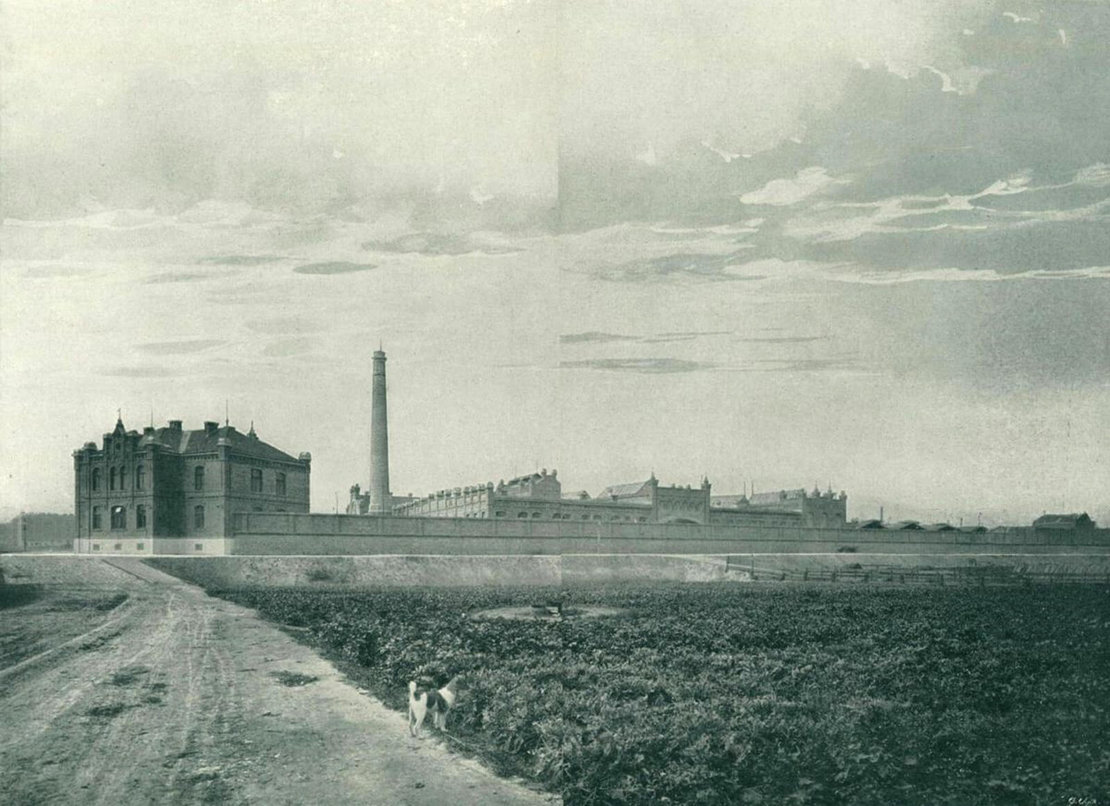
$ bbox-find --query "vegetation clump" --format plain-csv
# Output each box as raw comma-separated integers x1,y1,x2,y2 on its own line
162,574,1110,805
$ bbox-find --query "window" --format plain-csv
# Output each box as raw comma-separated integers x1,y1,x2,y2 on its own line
136,543,144,551
531,512,541,519
110,467,117,490
92,543,100,551
194,466,205,491
495,511,505,518
136,505,146,529
276,472,286,497
194,505,205,529
194,543,203,551
518,512,528,519
110,506,126,530
92,506,103,530
136,465,145,491
251,468,263,493
114,543,122,550
92,468,101,491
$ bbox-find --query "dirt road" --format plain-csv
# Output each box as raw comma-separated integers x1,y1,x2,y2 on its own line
0,557,556,805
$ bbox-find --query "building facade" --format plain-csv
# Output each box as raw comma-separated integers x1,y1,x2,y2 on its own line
393,470,733,525
74,418,311,553
710,487,848,528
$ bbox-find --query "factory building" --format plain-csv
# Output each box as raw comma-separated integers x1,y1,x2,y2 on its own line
73,416,311,552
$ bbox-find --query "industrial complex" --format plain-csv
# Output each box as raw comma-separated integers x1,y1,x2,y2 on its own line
56,349,1103,556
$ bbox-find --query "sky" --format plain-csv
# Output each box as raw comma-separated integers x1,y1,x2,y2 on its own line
2,0,1107,526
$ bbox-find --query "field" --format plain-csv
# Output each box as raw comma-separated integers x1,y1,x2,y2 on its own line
147,566,1110,805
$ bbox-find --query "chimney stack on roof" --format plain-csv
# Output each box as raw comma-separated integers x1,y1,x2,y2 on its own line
204,421,219,434
168,420,182,431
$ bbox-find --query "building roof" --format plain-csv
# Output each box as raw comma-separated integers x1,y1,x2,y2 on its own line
749,489,806,506
598,480,652,500
140,423,304,464
923,522,956,532
1033,512,1095,529
889,520,923,530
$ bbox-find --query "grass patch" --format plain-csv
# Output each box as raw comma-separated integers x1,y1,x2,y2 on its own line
85,702,131,720
0,583,44,610
271,670,318,687
110,665,149,686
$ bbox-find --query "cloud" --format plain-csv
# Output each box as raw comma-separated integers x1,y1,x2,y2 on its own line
362,232,521,256
200,255,283,266
737,336,827,344
145,272,211,284
22,266,90,278
245,317,321,336
262,338,317,357
559,332,637,345
136,339,225,354
597,252,751,282
740,167,848,206
559,358,714,374
292,262,376,275
104,366,178,378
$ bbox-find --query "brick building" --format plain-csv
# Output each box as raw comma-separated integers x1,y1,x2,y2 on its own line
74,417,310,554
391,471,719,525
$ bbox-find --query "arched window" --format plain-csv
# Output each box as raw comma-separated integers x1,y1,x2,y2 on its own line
250,468,263,493
119,466,127,490
194,466,205,491
517,512,528,519
110,506,126,530
110,467,117,490
531,512,541,519
194,505,205,529
92,468,101,491
136,465,145,491
136,505,146,529
92,506,103,530
276,472,286,497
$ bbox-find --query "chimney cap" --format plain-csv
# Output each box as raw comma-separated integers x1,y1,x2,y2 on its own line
168,419,183,430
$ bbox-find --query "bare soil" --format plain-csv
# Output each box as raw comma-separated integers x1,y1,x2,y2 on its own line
0,557,557,805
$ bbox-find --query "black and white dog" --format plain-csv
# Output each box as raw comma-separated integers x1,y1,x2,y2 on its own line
408,677,458,737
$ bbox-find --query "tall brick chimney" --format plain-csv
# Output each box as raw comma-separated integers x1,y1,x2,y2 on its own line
369,347,391,514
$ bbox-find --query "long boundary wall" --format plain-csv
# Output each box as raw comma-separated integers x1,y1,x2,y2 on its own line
226,512,1110,556
145,552,1110,589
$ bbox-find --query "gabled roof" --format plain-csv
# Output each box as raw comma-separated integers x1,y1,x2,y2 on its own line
855,519,885,529
141,424,303,464
889,520,923,530
923,522,956,532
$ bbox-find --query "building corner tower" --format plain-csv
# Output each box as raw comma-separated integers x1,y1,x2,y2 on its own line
369,347,391,514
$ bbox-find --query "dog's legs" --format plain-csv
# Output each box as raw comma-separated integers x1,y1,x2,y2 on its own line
410,704,425,737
